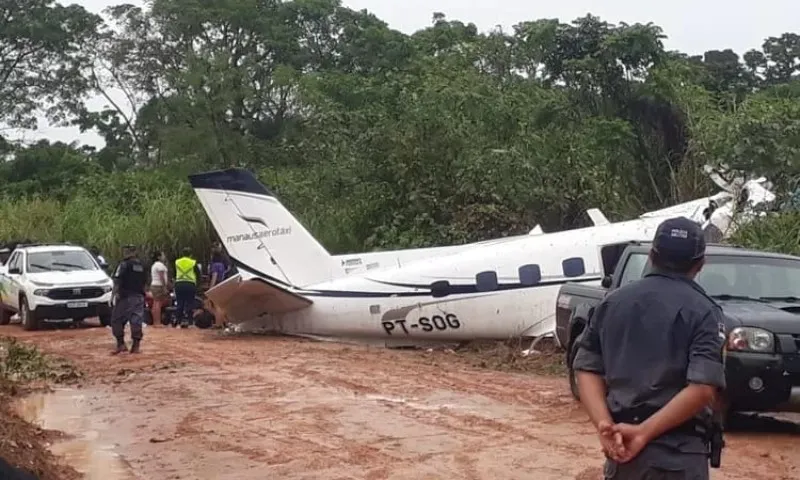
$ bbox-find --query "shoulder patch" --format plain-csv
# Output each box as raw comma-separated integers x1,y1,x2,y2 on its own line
131,264,144,272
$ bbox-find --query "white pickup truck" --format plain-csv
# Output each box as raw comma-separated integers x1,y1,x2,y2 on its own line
0,244,113,330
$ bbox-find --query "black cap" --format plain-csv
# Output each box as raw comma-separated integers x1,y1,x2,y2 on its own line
652,217,706,264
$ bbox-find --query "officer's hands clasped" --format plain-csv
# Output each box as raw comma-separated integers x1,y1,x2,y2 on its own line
597,422,651,464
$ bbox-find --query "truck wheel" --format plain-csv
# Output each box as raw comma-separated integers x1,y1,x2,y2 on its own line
20,298,39,331
0,308,10,325
568,341,581,401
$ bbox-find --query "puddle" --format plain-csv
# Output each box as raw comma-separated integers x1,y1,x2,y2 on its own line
13,389,136,480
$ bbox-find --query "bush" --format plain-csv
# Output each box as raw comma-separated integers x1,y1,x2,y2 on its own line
730,211,800,256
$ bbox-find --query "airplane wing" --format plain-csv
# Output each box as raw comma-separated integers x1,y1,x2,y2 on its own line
204,273,312,323
638,197,715,220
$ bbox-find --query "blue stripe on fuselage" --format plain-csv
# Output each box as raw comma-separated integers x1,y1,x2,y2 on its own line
231,257,602,298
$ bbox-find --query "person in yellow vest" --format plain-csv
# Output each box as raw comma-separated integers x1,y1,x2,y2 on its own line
173,247,202,328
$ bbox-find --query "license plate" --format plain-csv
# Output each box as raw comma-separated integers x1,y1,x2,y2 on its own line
66,302,88,309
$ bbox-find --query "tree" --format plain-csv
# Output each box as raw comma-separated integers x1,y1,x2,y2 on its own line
0,0,102,129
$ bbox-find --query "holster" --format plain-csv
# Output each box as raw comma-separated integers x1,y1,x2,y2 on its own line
611,406,724,468
707,420,724,469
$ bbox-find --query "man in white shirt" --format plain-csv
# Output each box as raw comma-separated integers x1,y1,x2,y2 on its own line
149,251,170,326
90,246,108,271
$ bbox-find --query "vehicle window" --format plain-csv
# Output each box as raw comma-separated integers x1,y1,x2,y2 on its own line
26,250,98,273
619,253,650,286
600,243,633,275
8,253,21,272
696,255,800,299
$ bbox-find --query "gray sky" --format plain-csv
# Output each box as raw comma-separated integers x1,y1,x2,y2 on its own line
8,0,799,148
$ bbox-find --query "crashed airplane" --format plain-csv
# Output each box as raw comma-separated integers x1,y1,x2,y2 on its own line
188,167,775,347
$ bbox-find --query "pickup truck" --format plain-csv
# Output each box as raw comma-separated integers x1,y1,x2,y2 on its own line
556,241,800,416
0,243,113,330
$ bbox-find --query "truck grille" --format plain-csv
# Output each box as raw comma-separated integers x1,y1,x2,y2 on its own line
47,287,105,300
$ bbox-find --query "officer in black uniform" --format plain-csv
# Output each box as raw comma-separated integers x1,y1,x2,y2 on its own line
573,217,727,479
111,244,148,354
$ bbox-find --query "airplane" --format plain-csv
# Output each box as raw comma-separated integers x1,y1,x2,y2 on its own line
188,167,775,347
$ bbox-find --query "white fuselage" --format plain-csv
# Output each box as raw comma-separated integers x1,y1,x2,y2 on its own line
233,216,667,343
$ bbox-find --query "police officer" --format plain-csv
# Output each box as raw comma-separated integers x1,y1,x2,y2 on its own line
174,247,201,328
573,217,727,479
111,244,147,354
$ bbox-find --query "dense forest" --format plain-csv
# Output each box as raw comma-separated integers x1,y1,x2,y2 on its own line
1,0,799,262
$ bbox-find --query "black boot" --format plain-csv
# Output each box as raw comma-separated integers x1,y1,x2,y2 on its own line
129,339,141,354
111,340,126,355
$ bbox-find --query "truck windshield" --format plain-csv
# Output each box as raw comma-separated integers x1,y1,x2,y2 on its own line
622,253,800,300
27,250,99,273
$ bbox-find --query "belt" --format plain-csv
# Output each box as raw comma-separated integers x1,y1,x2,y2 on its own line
611,406,708,438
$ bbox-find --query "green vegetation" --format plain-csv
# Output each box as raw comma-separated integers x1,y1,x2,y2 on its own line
0,337,81,385
1,1,799,262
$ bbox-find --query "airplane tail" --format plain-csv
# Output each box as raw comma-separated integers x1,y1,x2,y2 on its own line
189,168,343,288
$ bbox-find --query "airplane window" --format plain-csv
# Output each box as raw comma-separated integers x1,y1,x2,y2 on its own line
476,271,498,291
518,264,542,285
562,257,586,277
430,280,451,298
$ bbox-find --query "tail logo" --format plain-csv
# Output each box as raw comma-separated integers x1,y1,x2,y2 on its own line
227,212,292,244
237,212,269,229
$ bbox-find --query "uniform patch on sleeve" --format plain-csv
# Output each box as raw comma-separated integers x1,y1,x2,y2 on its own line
718,321,727,341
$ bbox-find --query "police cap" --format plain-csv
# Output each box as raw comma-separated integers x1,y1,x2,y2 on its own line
651,217,706,264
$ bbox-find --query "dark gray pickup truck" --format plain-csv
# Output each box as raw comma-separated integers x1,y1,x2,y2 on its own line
555,241,800,415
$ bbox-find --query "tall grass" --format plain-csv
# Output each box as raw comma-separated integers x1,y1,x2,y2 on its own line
0,190,215,264
731,211,800,256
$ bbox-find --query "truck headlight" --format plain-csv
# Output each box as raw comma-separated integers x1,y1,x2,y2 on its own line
33,289,50,297
102,285,113,293
728,327,774,353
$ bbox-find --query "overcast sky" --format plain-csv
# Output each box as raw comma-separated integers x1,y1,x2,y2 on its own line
8,0,799,148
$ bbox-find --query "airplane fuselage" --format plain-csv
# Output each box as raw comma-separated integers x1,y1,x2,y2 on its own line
233,216,669,343
192,166,774,346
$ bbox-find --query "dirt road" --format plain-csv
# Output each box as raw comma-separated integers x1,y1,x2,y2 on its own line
2,324,799,480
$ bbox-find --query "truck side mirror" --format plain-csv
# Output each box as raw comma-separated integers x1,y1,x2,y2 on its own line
7,267,21,275
601,275,613,288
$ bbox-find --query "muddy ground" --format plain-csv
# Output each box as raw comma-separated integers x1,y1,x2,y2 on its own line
0,323,798,480
0,336,82,480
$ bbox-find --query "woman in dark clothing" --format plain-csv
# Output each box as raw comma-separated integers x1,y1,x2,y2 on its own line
209,252,227,288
